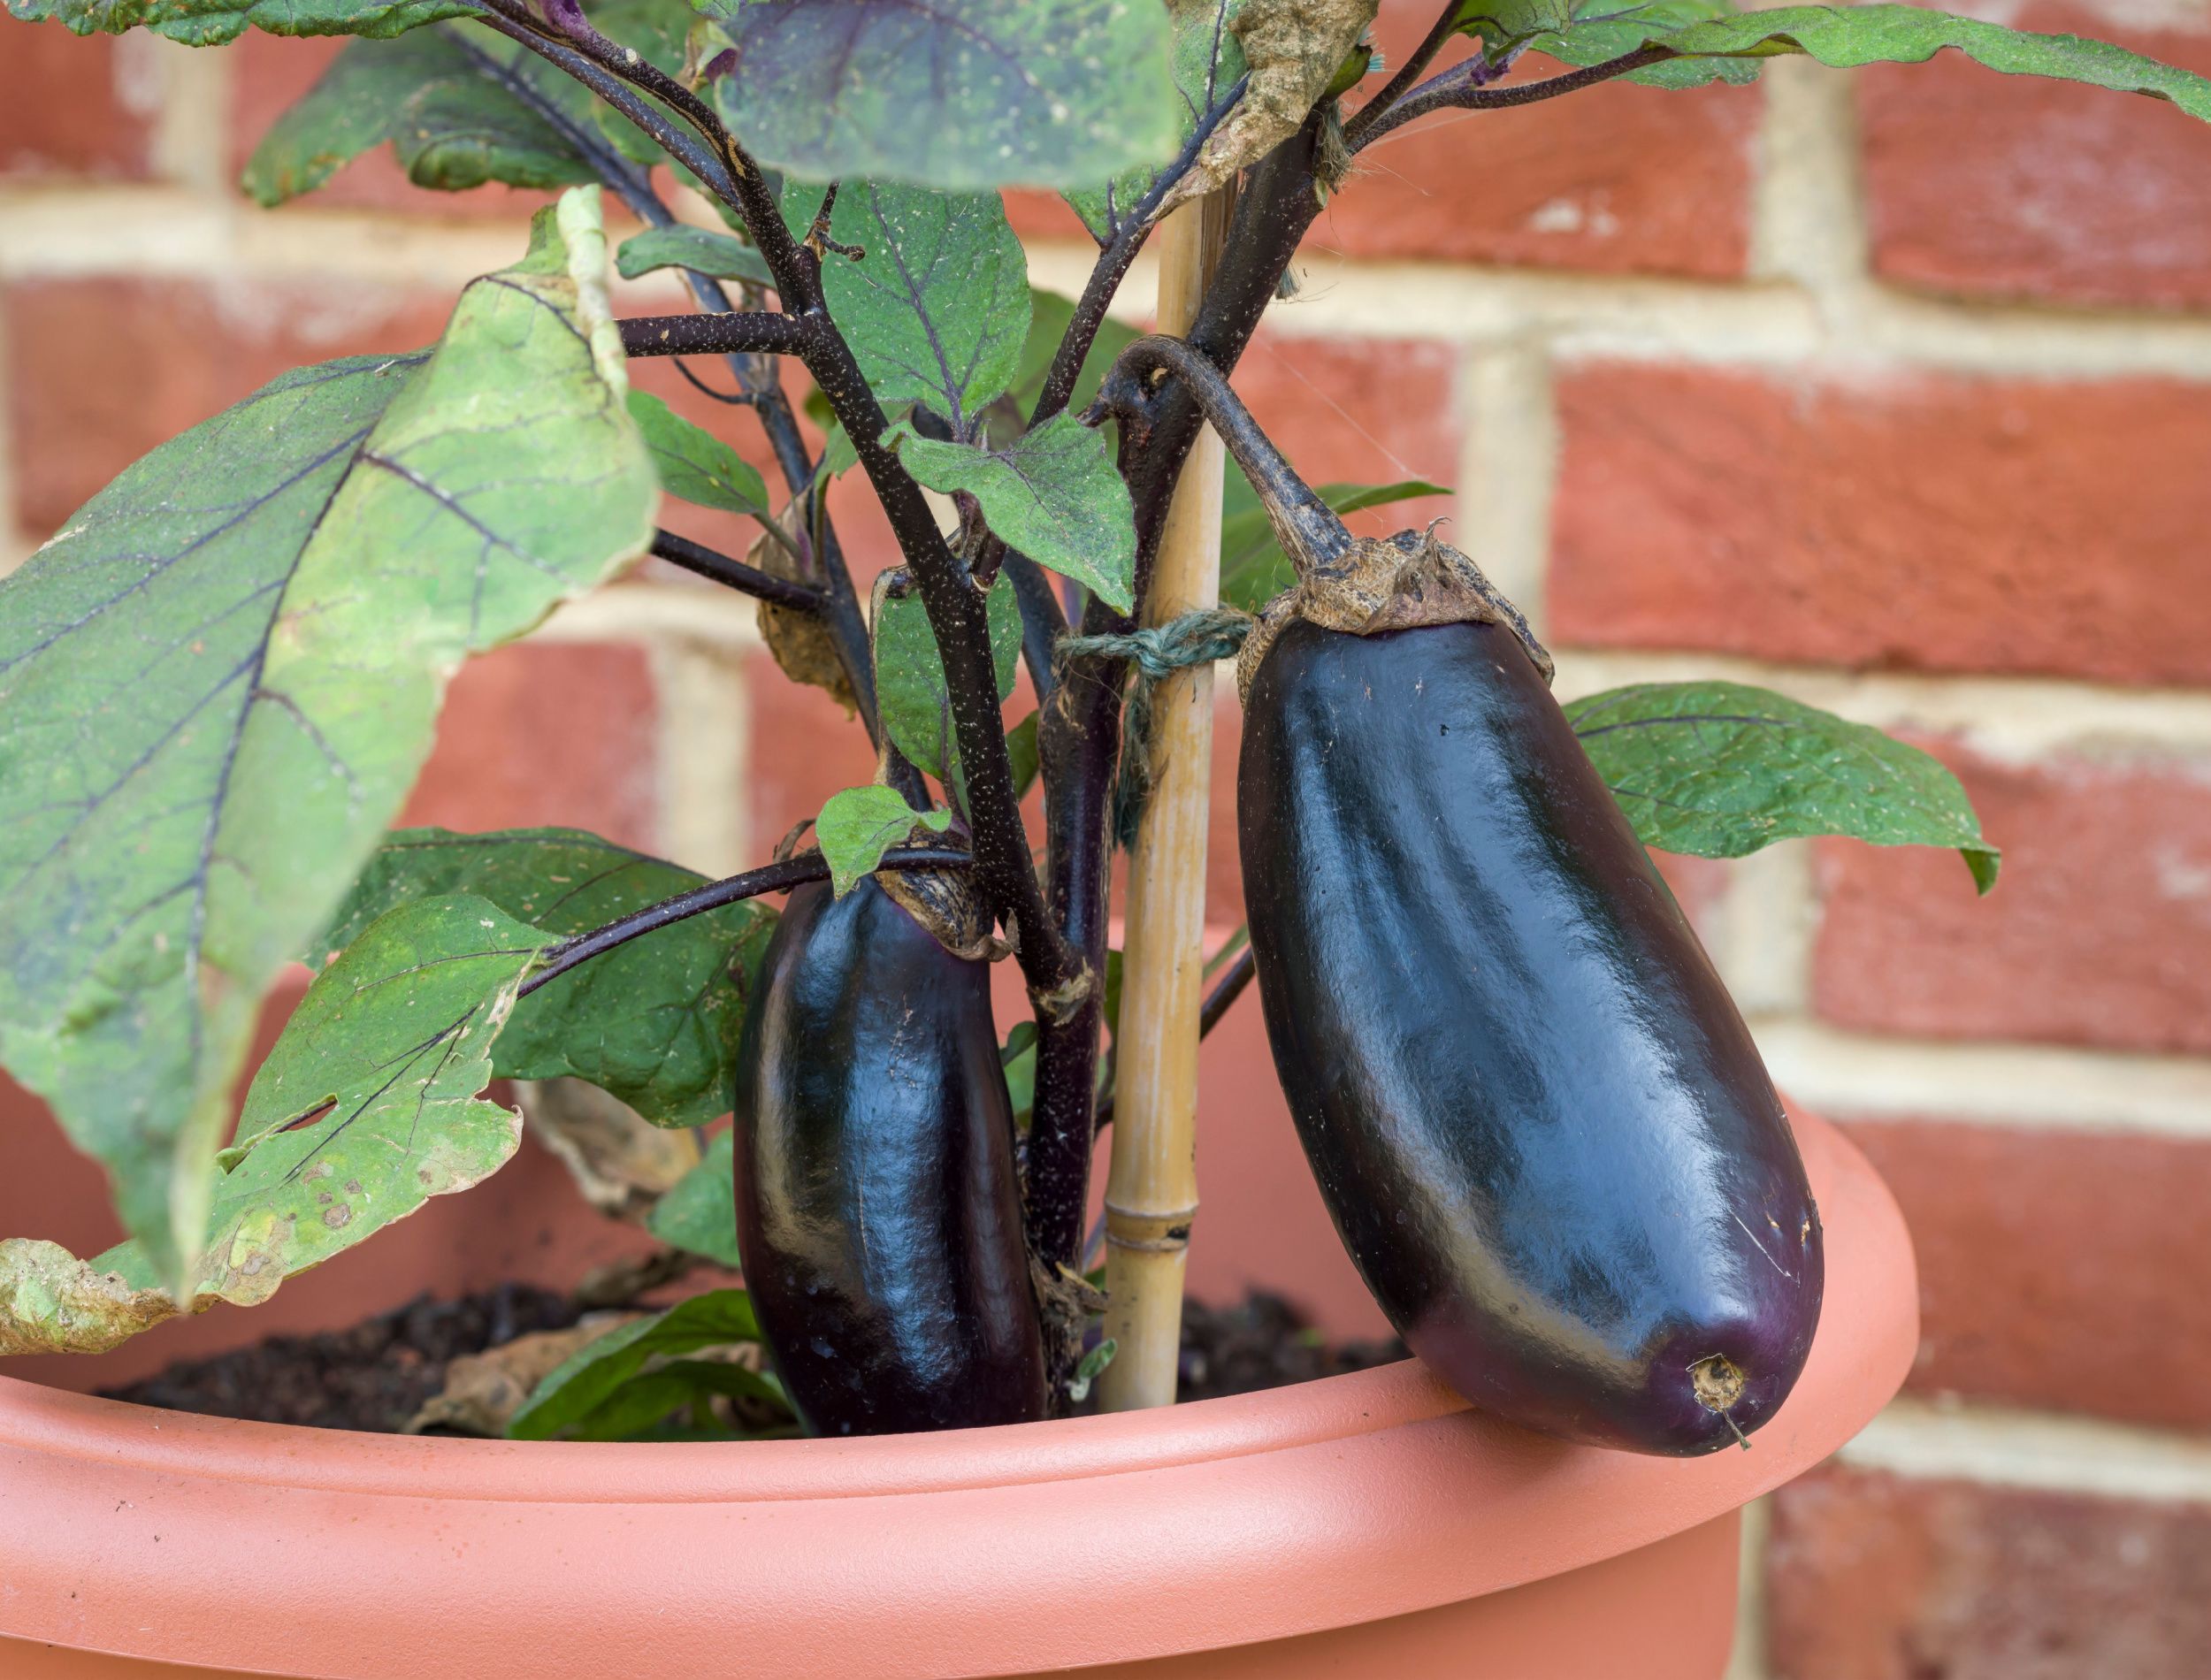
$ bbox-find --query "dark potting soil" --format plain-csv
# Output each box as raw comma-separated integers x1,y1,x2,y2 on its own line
97,1284,1405,1434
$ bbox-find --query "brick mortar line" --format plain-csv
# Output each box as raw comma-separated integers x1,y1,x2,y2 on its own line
532,580,764,649
1840,1396,2211,1502
1752,1017,2211,1138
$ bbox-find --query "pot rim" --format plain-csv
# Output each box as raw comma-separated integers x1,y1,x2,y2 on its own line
0,1110,1916,1680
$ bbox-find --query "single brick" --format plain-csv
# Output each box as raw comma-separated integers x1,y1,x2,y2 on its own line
1765,1464,2211,1680
1321,3,1758,279
1859,4,2211,313
1840,1118,2211,1432
405,639,662,854
1813,743,2211,1057
0,29,151,180
4,276,456,533
1550,363,2211,688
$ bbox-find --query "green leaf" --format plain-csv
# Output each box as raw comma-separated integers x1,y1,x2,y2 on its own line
882,414,1136,614
702,0,1180,193
1526,3,2211,108
1219,470,1450,612
5,0,471,45
1000,1019,1039,1127
553,1356,792,1441
873,577,1025,791
626,390,772,518
1564,682,2001,893
317,827,777,1127
1,896,545,1357
778,178,1030,428
1204,923,1249,979
815,786,953,897
988,287,1144,446
507,1287,773,1439
1005,710,1042,800
1067,1336,1117,1403
646,1131,741,1267
0,187,654,1286
241,28,593,208
615,225,774,287
1067,0,1251,240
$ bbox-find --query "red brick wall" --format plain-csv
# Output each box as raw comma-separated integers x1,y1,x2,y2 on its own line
5,8,2211,1676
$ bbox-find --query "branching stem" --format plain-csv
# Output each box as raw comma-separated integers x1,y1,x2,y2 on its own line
1351,46,1678,151
651,531,822,612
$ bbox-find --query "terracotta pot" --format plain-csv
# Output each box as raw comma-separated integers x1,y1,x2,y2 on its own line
0,1109,1913,1680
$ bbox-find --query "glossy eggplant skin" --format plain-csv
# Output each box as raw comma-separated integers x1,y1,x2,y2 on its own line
732,878,1047,1436
1240,617,1823,1455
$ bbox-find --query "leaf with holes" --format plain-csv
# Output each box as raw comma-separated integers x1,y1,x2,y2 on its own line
1,895,543,1357
4,0,471,43
873,578,1025,794
778,178,1029,429
1219,470,1450,612
815,787,954,897
317,827,777,1128
1564,682,2001,892
627,391,772,518
615,225,774,287
700,0,1180,192
0,187,654,1287
647,1130,741,1267
882,414,1136,613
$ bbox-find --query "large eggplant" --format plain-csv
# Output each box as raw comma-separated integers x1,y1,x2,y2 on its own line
1236,539,1824,1454
732,871,1047,1436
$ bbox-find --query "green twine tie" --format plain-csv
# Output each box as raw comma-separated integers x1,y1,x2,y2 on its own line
1055,607,1254,848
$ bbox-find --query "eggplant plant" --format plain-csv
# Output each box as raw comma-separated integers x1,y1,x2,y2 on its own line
0,0,2184,1448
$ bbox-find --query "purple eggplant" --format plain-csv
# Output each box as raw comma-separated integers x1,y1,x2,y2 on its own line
732,875,1046,1436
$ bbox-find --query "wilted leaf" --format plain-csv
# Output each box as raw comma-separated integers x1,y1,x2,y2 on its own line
882,413,1136,612
702,0,1180,192
815,787,953,897
318,826,777,1128
516,1077,703,1222
779,178,1030,429
0,188,654,1286
1068,0,1253,239
1564,681,2001,891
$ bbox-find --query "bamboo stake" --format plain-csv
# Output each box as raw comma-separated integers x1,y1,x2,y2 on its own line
1098,190,1236,1412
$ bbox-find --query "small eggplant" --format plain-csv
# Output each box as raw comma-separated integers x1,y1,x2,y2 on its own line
732,869,1047,1436
1091,332,1827,1457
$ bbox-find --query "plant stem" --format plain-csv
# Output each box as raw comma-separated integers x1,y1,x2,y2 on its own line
650,531,822,612
619,313,817,359
1341,3,1465,147
1350,46,1678,151
523,846,969,996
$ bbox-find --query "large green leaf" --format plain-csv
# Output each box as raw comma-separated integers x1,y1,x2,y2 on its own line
881,413,1136,613
646,1130,742,1267
780,179,1030,430
615,225,775,287
1067,0,1251,240
1486,1,2211,107
815,786,953,897
241,27,593,208
627,391,772,519
873,577,1024,795
1564,681,2001,892
508,1286,779,1439
702,0,1180,193
317,827,777,1127
0,895,544,1356
0,188,654,1287
6,0,471,45
1218,470,1450,612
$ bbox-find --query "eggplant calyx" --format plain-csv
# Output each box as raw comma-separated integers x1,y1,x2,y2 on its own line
1234,524,1553,701
876,831,998,961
